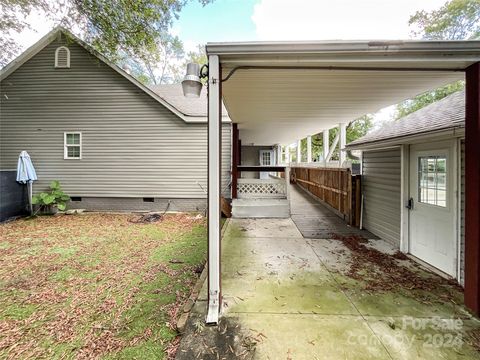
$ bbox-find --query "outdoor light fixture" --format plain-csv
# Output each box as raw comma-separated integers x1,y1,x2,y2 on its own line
181,63,208,98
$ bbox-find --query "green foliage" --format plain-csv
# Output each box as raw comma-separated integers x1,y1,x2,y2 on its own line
177,44,208,83
32,180,70,211
409,0,480,40
0,0,51,65
120,32,185,85
184,44,207,66
397,0,478,119
395,81,464,119
1,0,212,68
302,115,373,161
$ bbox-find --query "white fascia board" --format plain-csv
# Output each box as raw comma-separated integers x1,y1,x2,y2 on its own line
346,127,465,151
207,39,480,57
206,40,480,70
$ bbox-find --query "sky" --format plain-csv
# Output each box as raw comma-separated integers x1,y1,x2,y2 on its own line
16,0,449,52
12,0,450,126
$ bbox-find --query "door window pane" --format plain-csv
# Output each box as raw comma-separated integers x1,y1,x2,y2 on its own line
418,156,447,207
261,152,271,165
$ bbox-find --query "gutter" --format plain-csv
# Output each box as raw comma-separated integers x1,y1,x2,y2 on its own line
346,125,465,151
207,39,480,58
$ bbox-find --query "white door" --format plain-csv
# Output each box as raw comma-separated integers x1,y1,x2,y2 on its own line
259,150,274,179
409,141,456,276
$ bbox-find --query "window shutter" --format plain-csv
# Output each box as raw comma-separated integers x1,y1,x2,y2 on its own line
55,47,70,68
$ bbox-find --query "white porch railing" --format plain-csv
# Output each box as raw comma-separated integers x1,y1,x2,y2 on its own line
237,178,287,199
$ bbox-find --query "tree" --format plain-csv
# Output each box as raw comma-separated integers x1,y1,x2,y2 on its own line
1,0,53,65
300,115,373,161
123,34,185,85
174,44,208,83
1,0,211,68
396,0,480,119
409,0,480,40
184,44,207,66
395,81,465,118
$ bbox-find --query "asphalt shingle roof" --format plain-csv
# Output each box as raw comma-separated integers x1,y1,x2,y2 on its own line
150,84,228,117
348,89,465,147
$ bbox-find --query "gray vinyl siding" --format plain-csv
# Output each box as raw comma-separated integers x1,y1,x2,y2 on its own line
362,148,401,246
0,34,231,200
460,139,465,286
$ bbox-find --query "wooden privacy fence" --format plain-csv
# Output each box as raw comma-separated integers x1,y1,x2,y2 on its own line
291,167,362,227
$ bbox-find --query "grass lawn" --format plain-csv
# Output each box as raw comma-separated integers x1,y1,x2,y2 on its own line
0,213,207,359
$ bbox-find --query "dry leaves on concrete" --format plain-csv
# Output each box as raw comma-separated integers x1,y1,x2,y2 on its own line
332,234,463,303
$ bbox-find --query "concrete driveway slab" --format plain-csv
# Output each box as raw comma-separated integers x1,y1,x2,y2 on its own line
177,205,480,359
224,218,303,238
236,313,392,360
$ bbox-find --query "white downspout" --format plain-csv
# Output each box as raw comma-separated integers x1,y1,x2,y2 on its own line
206,54,221,325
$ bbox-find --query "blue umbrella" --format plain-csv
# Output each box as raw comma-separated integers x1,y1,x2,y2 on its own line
16,151,37,215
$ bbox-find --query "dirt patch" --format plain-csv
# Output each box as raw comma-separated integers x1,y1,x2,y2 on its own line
175,313,259,360
331,234,463,304
130,212,165,224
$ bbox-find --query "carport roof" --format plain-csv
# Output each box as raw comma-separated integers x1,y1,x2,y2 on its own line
206,40,480,145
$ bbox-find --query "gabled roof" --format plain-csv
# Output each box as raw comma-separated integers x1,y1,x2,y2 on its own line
0,27,216,123
347,89,465,148
150,84,229,118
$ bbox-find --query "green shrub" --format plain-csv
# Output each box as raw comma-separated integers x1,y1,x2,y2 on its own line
32,180,70,211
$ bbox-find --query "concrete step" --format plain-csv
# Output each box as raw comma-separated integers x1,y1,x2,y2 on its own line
232,198,290,218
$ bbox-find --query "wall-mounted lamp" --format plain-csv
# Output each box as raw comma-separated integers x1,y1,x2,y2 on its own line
181,63,209,98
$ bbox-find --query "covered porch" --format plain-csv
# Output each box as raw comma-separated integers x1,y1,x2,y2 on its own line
202,40,480,324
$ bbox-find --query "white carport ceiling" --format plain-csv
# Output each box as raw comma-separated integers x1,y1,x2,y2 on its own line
222,68,462,144
207,40,480,145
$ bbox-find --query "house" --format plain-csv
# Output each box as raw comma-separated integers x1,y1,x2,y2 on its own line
0,28,231,216
346,90,466,284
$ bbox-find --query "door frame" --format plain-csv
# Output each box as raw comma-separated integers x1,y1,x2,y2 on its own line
399,139,460,280
259,149,275,179
259,149,275,166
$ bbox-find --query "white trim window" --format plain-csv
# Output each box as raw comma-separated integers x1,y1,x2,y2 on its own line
55,46,70,68
64,132,82,159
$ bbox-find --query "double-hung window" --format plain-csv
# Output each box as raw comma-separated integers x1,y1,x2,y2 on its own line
64,132,82,159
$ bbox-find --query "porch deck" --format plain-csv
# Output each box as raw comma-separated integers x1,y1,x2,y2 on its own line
290,183,375,239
